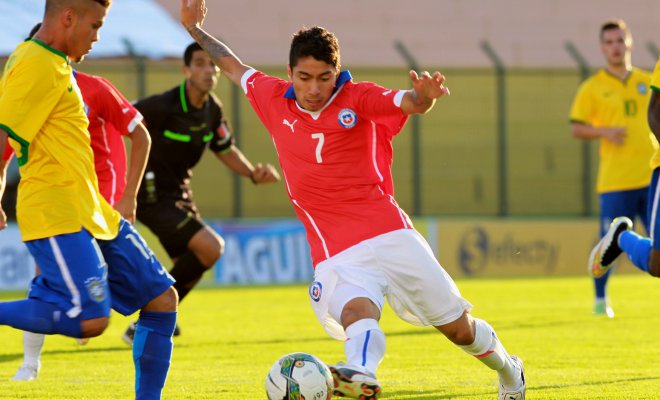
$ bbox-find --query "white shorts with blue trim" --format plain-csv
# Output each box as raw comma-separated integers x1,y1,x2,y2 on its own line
309,229,472,340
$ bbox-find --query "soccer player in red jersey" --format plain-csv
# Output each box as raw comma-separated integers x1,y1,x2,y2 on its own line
180,1,526,399
78,71,151,220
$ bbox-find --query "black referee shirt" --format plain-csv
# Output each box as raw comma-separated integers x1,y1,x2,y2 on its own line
135,81,234,202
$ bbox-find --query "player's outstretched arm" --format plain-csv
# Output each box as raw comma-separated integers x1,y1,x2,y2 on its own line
181,0,250,86
115,121,151,224
649,91,660,142
215,146,281,185
400,70,450,115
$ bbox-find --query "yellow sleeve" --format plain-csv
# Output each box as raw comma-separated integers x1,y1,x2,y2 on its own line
0,55,63,145
651,58,660,92
569,80,593,125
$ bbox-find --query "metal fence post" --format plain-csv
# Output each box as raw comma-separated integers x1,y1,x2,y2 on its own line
394,41,422,216
231,81,243,218
647,42,659,60
565,41,593,217
121,38,147,99
480,41,508,216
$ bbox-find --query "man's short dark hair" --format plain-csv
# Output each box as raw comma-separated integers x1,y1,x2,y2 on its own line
289,26,340,69
45,0,111,16
27,23,42,40
184,42,203,66
600,19,630,42
26,22,41,40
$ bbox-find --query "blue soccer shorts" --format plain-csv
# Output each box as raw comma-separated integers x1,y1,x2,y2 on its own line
25,229,111,320
97,219,175,316
25,219,175,320
599,186,649,237
647,169,660,251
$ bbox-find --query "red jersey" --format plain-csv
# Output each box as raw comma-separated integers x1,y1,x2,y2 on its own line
2,139,12,161
242,69,413,266
75,71,143,206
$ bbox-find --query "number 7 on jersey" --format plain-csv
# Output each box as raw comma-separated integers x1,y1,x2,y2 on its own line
311,133,324,163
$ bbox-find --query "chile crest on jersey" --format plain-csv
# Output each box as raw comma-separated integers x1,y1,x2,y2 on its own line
338,108,357,129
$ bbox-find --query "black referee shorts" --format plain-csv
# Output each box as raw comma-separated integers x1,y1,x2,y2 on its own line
137,197,205,259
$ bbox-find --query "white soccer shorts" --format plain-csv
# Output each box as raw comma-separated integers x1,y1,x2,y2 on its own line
309,228,473,340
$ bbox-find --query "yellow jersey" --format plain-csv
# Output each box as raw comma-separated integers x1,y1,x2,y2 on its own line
650,58,660,169
570,67,657,193
0,39,119,241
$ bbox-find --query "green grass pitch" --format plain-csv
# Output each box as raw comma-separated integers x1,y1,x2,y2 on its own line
0,274,658,399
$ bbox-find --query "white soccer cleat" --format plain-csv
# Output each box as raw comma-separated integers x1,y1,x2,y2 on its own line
593,299,615,318
12,363,40,381
589,217,633,278
498,355,525,400
329,362,382,399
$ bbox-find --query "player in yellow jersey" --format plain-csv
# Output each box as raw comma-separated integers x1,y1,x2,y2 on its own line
590,58,660,281
569,19,657,317
0,1,177,398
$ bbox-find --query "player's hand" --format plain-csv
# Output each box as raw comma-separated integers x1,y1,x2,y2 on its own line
181,0,207,31
114,196,137,224
410,70,450,101
602,127,626,145
251,163,281,185
0,206,7,231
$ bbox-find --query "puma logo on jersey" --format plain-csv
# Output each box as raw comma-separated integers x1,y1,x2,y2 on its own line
382,90,392,96
248,79,256,89
283,118,298,132
122,107,131,114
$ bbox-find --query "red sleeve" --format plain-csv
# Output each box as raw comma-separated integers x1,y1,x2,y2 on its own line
243,70,288,129
94,76,142,136
2,139,13,161
352,82,408,137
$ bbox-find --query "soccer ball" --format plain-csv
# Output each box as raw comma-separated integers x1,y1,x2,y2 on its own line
265,352,334,400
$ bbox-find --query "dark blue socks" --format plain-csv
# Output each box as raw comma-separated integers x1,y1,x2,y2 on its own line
619,230,651,273
133,311,177,400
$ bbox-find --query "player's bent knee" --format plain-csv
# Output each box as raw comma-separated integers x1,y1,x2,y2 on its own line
435,313,475,345
143,286,179,312
191,229,224,266
649,254,660,277
340,298,380,329
207,234,225,264
80,317,110,338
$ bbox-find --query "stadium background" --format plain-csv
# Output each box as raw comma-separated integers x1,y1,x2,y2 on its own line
1,0,658,288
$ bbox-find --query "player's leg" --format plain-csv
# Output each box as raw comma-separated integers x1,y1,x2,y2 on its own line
99,219,177,400
173,225,223,302
138,198,219,303
310,247,386,399
125,200,219,342
435,313,525,398
618,169,660,277
332,295,384,376
590,190,639,317
13,263,44,381
12,331,44,381
0,231,111,339
133,288,178,400
380,229,525,398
